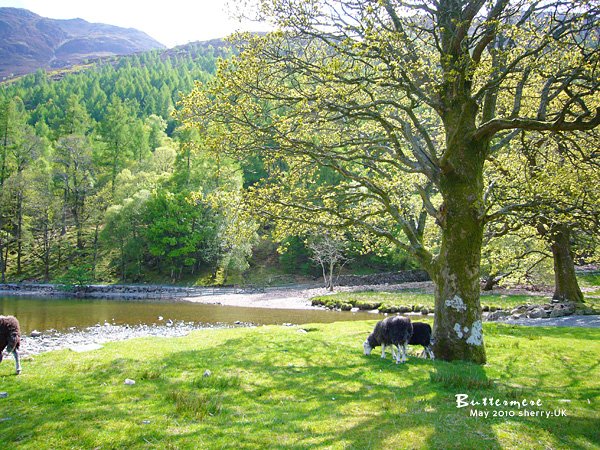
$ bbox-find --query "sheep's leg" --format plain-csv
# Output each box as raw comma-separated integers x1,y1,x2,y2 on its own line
397,345,402,364
381,343,386,359
400,344,408,363
391,345,398,361
13,350,21,374
427,347,435,360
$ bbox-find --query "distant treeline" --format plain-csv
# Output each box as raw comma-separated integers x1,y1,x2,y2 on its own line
0,42,251,284
0,41,411,285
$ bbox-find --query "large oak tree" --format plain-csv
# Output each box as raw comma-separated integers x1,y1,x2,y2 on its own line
180,0,600,362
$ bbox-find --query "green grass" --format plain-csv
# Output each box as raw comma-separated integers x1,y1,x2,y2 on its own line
312,290,600,313
578,272,600,287
579,272,600,297
1,322,599,449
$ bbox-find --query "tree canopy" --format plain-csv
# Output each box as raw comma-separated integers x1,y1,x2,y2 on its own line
180,0,600,362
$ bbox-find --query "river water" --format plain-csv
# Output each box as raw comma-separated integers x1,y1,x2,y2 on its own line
0,295,375,334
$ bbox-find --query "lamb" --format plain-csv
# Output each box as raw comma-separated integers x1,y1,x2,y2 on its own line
409,322,435,359
0,315,21,374
363,315,413,364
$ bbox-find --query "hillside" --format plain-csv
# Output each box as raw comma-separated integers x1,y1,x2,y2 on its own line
0,7,165,80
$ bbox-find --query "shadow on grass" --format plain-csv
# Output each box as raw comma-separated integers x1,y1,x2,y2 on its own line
128,333,508,449
1,323,598,448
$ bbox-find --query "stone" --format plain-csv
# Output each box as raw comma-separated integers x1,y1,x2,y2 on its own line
527,308,548,319
550,308,570,318
203,370,212,377
30,330,42,337
486,310,510,321
0,392,8,398
124,379,136,385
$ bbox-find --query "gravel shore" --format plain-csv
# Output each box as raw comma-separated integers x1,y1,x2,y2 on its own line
14,321,250,358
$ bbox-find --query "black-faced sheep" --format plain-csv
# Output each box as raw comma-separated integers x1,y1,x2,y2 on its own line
0,315,21,374
409,322,435,359
363,315,413,364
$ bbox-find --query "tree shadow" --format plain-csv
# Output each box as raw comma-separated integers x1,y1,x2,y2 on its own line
1,323,597,448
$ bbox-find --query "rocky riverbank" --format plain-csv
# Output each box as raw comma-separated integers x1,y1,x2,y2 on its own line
0,282,262,299
15,321,254,358
485,300,597,321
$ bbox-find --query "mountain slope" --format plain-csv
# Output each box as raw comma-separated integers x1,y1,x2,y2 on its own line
0,7,165,80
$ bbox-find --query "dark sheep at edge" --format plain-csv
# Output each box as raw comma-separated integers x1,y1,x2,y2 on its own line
0,315,21,374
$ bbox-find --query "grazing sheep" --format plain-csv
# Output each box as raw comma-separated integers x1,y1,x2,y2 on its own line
409,322,435,359
0,315,21,374
363,316,413,364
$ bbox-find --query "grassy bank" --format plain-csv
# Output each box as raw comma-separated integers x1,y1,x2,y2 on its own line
311,291,600,313
1,321,599,449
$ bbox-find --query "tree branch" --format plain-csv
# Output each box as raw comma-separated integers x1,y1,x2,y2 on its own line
474,107,600,141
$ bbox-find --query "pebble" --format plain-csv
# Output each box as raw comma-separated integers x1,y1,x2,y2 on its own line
0,392,8,398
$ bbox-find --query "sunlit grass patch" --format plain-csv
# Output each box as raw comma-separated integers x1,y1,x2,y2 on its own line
1,322,598,449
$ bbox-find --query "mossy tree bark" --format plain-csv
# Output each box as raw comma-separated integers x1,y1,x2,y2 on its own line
431,103,487,364
550,225,584,303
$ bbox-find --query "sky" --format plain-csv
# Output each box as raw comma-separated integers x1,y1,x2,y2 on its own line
0,0,270,47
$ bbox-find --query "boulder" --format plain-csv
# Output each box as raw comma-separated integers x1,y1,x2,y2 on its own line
575,306,596,315
527,308,548,319
549,304,575,318
486,310,510,321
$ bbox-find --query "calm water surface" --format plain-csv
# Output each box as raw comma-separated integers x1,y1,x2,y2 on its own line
0,296,376,334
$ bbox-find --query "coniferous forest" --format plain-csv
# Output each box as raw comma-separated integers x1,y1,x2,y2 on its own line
0,42,247,284
0,41,409,285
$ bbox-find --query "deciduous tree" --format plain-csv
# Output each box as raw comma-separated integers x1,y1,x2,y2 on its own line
180,0,600,362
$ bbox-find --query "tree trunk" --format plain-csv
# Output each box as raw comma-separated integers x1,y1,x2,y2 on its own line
43,220,50,282
328,260,334,292
92,223,99,281
482,275,498,291
550,225,584,303
320,261,327,289
3,243,8,282
74,200,84,250
0,212,5,283
16,189,23,276
0,231,5,283
120,241,125,282
432,104,487,364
